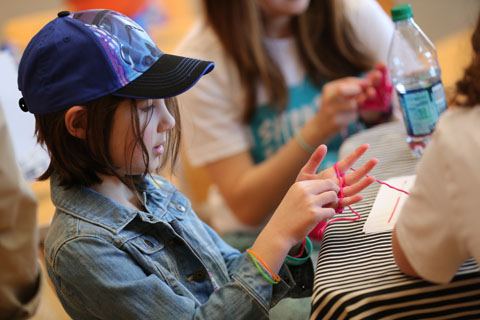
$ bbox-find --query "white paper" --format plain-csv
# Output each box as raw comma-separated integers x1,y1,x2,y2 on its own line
363,175,416,234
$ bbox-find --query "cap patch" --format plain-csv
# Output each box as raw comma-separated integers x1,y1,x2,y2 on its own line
70,10,163,86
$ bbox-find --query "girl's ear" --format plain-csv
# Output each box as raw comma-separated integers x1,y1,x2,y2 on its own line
65,106,88,139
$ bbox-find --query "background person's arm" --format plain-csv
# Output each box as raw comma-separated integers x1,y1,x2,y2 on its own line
391,228,419,278
0,104,41,319
204,77,379,226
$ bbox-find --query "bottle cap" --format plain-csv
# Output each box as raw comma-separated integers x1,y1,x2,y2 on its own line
391,4,413,22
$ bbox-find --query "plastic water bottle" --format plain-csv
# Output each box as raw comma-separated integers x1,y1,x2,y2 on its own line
387,4,447,157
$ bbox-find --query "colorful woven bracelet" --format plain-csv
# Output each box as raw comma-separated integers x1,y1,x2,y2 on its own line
285,236,313,266
246,249,281,284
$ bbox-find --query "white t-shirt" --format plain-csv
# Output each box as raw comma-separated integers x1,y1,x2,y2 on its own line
176,0,394,234
395,106,480,284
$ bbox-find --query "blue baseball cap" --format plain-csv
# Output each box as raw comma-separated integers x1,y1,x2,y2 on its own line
17,9,215,115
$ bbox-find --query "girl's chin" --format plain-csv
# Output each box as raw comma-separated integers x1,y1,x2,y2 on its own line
127,160,161,175
148,158,161,172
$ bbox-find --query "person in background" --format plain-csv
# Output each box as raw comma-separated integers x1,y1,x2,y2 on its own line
18,9,378,319
65,0,165,34
175,0,395,249
0,102,42,319
392,12,480,284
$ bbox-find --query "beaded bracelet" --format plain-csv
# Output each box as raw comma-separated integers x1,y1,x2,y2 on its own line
294,131,316,153
246,249,281,284
285,237,313,266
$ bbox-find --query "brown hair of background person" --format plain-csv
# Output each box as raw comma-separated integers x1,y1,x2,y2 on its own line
202,0,375,122
452,13,480,108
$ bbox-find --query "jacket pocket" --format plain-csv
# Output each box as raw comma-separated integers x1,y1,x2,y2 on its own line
130,234,165,255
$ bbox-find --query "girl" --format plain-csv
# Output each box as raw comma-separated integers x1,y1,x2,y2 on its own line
392,12,480,284
18,9,377,319
175,0,395,246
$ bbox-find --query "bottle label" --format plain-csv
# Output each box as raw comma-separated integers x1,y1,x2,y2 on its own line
432,82,447,114
397,80,446,136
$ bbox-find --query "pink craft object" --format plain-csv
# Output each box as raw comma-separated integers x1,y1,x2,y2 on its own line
308,220,327,241
359,65,393,112
308,165,410,242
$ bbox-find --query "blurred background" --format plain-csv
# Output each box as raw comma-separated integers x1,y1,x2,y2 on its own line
2,0,480,71
2,0,480,54
0,0,479,319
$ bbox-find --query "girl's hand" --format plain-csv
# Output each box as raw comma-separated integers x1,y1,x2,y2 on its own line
252,177,340,273
264,178,339,250
296,144,378,209
251,144,377,272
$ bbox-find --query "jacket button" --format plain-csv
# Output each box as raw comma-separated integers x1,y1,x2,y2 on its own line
176,204,185,212
57,11,70,17
187,270,207,282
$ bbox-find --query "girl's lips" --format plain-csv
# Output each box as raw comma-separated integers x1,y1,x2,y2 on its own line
153,145,164,155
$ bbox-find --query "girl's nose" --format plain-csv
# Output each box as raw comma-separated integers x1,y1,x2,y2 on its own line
158,108,175,132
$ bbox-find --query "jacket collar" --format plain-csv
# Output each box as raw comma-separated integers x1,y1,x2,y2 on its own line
50,174,173,234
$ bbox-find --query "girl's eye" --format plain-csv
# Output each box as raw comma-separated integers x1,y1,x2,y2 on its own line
141,104,154,112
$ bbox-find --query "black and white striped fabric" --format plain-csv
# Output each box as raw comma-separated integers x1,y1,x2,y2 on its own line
311,121,480,320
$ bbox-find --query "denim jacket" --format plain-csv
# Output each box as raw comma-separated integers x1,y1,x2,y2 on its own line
44,174,313,319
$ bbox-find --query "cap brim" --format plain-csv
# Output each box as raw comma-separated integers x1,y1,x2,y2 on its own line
113,54,214,99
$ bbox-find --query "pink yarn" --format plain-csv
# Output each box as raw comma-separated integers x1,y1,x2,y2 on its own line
350,167,409,195
308,164,409,241
358,64,393,112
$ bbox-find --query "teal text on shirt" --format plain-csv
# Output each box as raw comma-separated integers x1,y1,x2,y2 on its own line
249,76,364,170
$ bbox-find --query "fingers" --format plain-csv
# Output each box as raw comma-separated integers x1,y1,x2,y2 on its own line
365,68,382,87
326,70,387,108
343,158,378,185
375,61,387,70
300,144,328,175
336,144,370,173
342,175,376,196
324,77,368,100
314,189,338,207
334,79,367,97
337,194,363,207
315,207,336,221
300,178,340,196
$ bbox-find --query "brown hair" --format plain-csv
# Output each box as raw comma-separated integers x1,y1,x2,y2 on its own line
453,13,480,108
202,0,375,122
35,96,181,189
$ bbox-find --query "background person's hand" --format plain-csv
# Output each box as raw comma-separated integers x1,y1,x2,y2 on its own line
314,74,381,136
359,62,394,124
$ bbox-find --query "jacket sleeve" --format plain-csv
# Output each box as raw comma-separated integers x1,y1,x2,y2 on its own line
202,220,314,306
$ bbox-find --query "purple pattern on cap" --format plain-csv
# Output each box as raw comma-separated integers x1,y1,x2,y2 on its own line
69,10,163,86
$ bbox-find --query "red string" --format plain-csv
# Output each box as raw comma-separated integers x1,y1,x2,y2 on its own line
308,164,409,241
349,167,409,195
